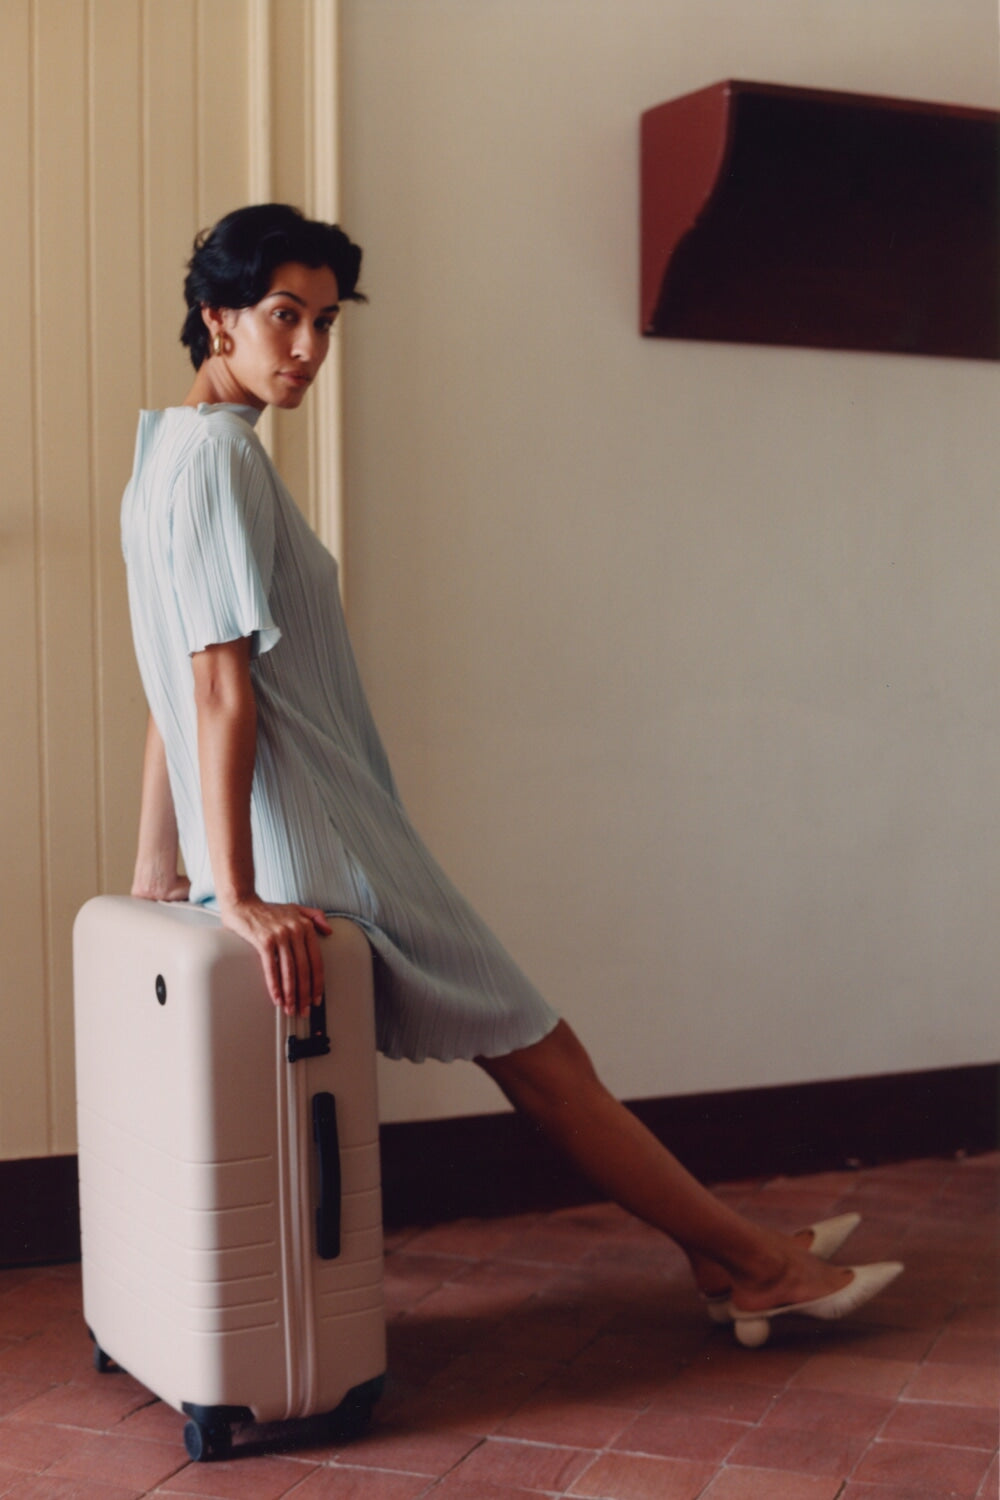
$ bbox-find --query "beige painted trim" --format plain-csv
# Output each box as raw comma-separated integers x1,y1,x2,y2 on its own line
250,0,342,565
29,0,54,1148
309,0,344,570
248,0,273,202
248,0,275,458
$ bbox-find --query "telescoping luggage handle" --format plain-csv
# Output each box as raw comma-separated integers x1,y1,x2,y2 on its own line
286,992,332,1062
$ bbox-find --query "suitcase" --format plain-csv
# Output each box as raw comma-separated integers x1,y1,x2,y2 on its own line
73,895,386,1460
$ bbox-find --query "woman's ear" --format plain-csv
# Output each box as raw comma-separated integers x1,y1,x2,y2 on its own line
201,305,233,358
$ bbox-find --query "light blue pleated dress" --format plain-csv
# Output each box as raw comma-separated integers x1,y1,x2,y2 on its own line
121,403,558,1062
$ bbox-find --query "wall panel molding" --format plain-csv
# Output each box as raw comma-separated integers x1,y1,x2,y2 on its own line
1,0,344,1166
0,0,48,1160
33,0,100,1152
248,0,274,201
308,0,345,565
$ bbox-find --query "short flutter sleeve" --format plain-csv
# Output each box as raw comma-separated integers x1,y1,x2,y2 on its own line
169,432,281,658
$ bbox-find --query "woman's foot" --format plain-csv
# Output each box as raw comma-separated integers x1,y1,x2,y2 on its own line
729,1260,904,1330
727,1248,855,1314
694,1212,861,1305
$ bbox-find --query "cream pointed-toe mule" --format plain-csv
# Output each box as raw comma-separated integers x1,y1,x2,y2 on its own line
728,1260,904,1347
701,1211,863,1325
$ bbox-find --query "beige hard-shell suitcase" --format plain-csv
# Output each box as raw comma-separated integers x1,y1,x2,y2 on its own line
73,895,386,1460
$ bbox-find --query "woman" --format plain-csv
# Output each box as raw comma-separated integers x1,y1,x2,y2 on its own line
123,203,901,1339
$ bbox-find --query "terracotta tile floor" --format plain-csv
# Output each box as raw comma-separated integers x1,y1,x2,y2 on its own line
0,1153,996,1499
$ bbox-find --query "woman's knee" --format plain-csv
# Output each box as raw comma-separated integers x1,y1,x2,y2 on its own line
476,1019,601,1104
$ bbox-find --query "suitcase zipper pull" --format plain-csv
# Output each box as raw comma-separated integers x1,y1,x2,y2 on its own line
287,993,332,1063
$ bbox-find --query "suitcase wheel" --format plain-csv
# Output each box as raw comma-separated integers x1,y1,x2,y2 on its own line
87,1331,122,1375
183,1418,232,1462
320,1373,386,1443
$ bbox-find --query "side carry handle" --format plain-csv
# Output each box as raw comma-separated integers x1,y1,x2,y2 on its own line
312,1091,342,1260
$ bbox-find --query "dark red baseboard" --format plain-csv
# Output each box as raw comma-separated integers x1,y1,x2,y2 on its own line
3,1063,996,1264
0,1155,82,1268
378,1061,999,1228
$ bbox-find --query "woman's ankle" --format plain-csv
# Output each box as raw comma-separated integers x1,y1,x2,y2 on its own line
689,1230,788,1298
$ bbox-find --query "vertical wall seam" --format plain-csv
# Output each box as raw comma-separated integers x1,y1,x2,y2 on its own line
28,0,54,1154
249,0,275,459
85,0,104,902
193,0,202,227
305,3,318,529
248,0,272,200
311,0,344,577
137,0,146,400
311,0,338,223
140,0,151,406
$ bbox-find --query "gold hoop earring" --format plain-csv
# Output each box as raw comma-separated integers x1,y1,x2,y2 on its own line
211,331,227,358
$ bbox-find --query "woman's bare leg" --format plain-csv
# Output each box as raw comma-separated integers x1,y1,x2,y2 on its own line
476,1020,851,1311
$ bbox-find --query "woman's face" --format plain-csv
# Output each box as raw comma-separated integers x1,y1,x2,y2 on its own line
206,262,341,411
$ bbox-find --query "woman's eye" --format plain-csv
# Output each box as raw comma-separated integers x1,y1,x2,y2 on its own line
316,318,336,335
274,308,296,323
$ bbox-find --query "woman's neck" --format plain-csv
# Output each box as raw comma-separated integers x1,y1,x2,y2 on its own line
183,362,265,412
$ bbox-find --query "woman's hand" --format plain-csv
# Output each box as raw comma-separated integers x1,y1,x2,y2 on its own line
218,896,332,1017
132,863,192,903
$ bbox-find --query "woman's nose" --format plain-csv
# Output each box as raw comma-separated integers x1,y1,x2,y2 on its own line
293,325,322,364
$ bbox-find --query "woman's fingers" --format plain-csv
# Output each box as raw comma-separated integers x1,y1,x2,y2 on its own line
293,907,332,1014
304,906,334,936
285,918,319,1017
302,920,326,1012
260,939,284,1011
267,914,316,1017
281,908,332,1015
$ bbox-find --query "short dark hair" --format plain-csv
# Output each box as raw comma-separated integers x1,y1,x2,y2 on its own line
181,203,365,369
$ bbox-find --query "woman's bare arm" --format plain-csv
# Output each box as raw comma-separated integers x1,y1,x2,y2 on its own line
190,637,331,1016
132,714,191,902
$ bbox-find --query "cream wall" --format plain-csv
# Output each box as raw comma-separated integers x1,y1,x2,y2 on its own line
339,0,1000,1123
0,0,342,1162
